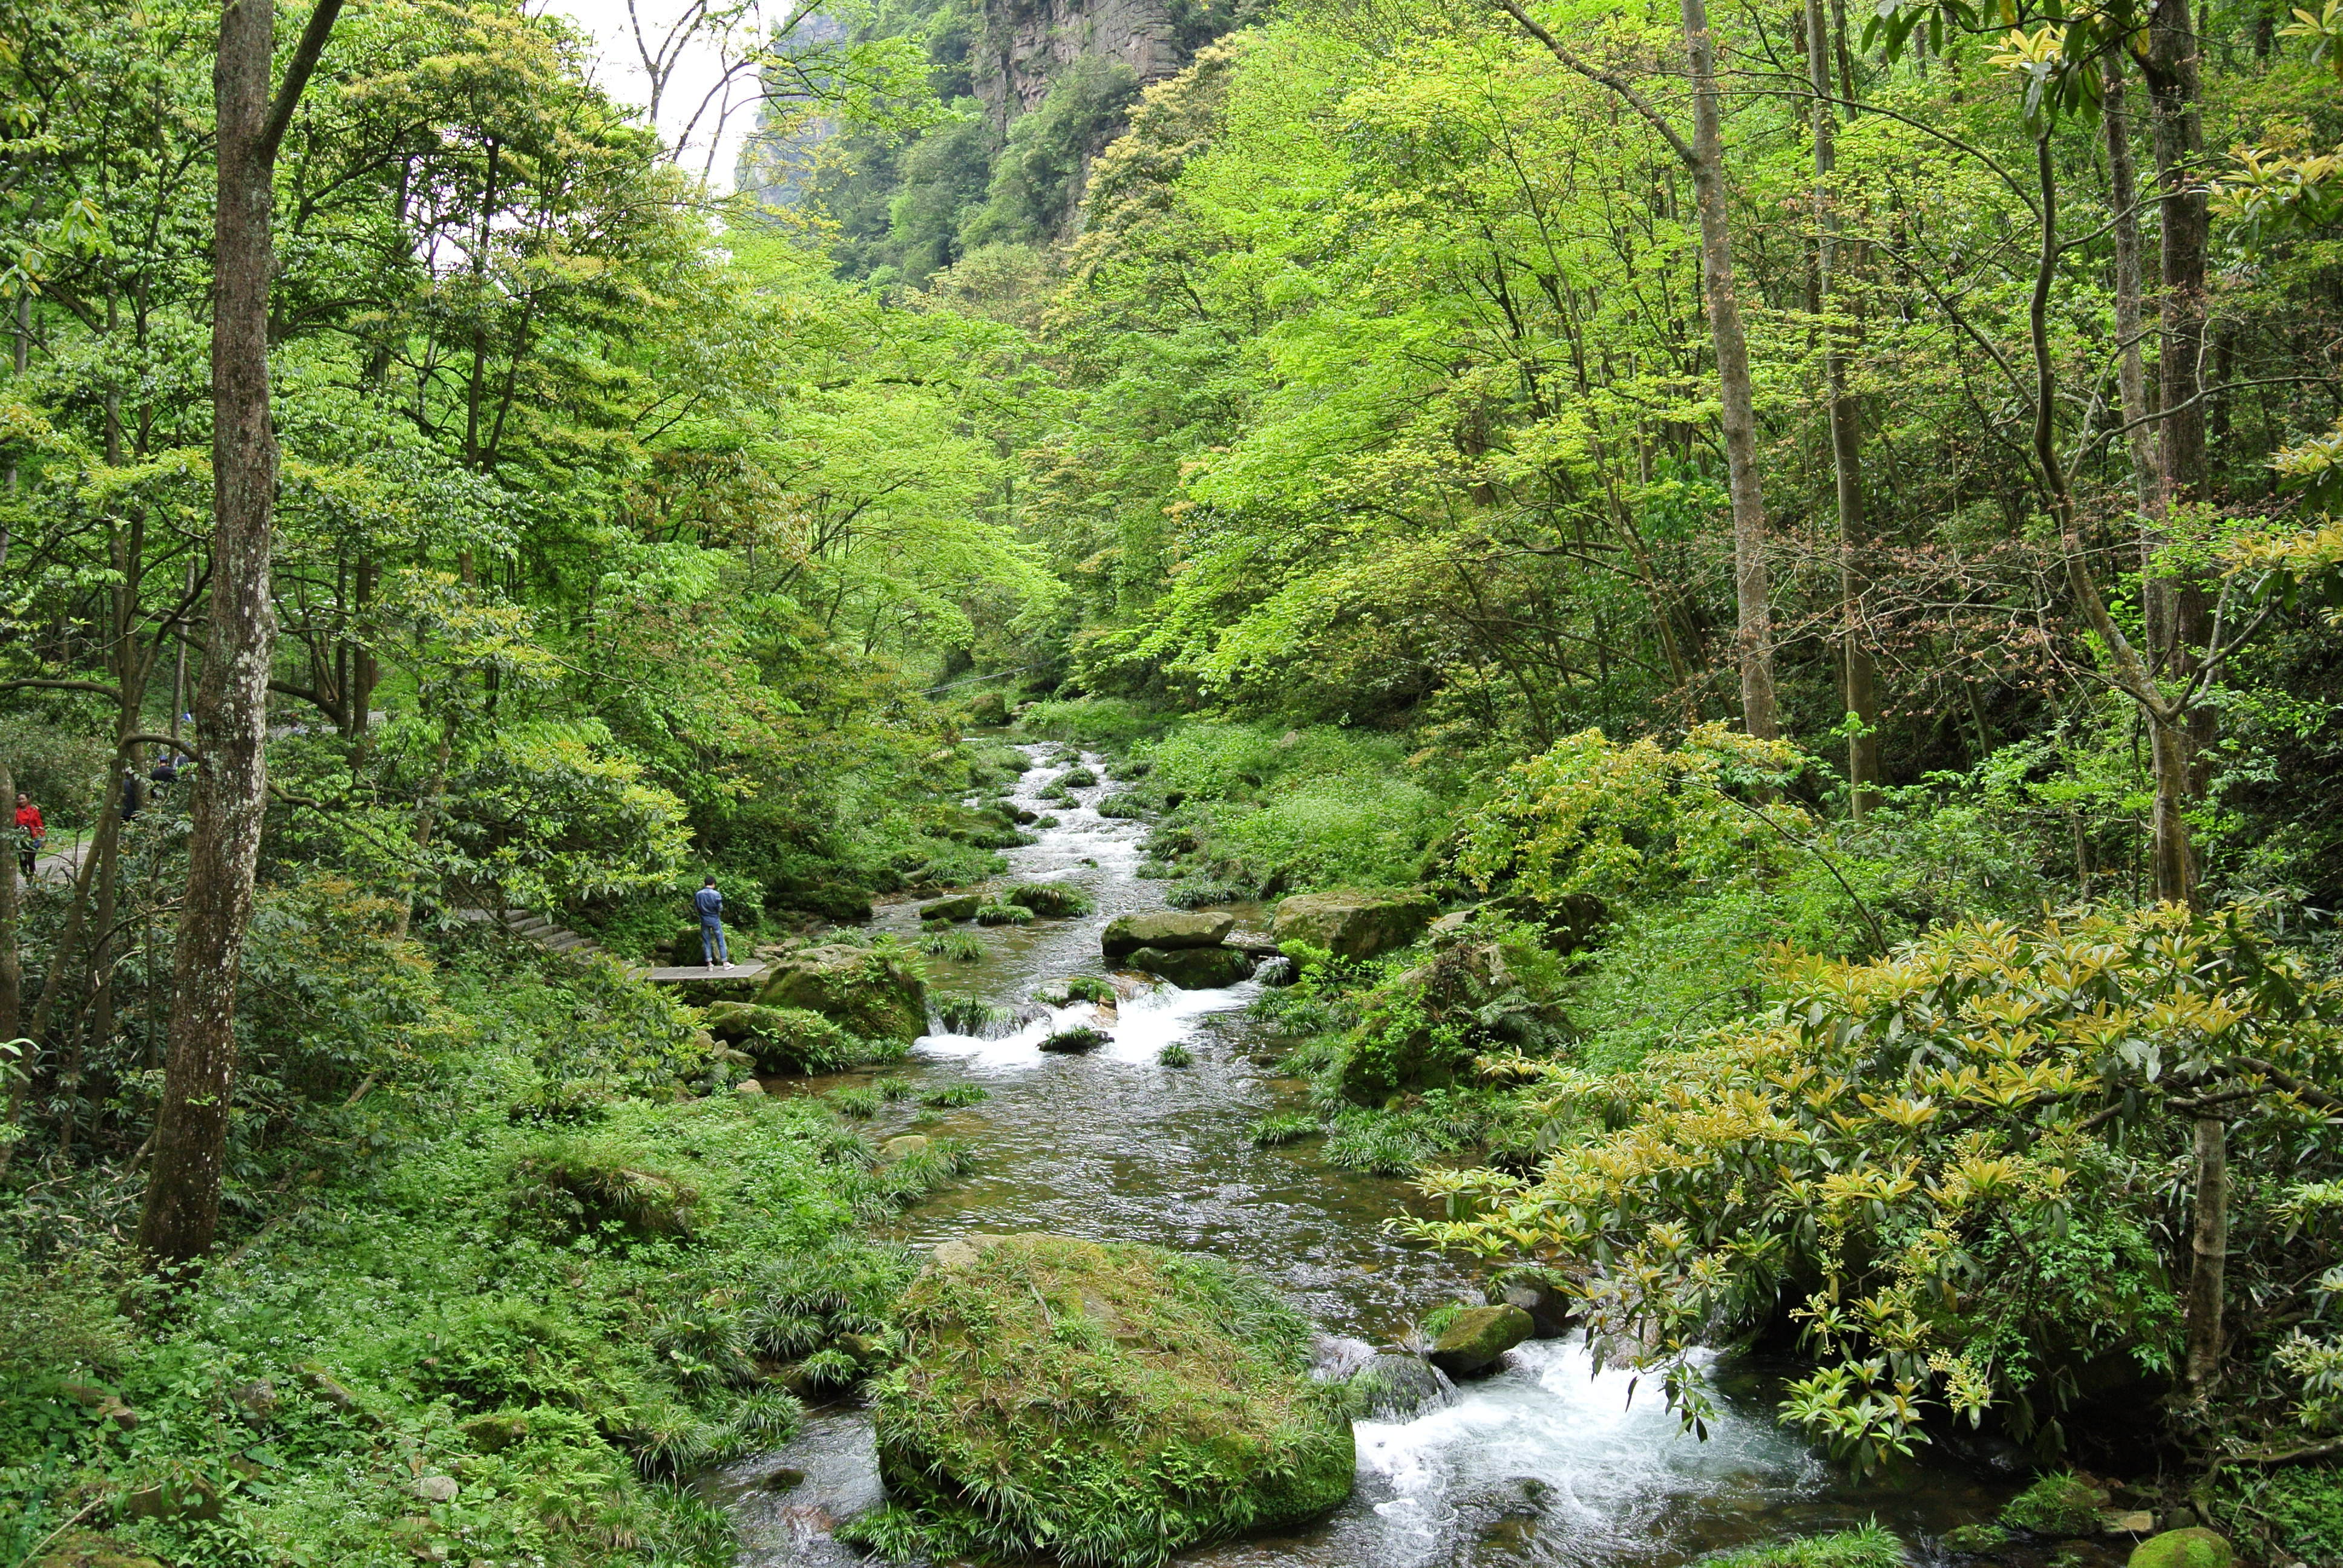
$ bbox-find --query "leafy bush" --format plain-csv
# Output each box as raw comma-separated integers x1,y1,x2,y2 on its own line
1401,905,2343,1471
1016,697,1165,747
507,1135,707,1240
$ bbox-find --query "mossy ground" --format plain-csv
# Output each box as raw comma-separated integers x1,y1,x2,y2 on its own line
848,1233,1354,1567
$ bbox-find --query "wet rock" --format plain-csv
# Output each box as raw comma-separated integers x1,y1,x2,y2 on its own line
755,944,927,1044
1943,1524,2016,1557
1225,929,1284,957
761,1466,807,1491
1346,1353,1452,1420
1425,1304,1534,1377
2131,1531,2234,1568
461,1413,530,1452
2106,1512,2157,1536
1271,889,1437,962
881,1134,931,1161
1126,944,1254,990
919,894,981,922
875,1233,1353,1560
1101,910,1235,958
1490,1272,1574,1339
232,1379,277,1423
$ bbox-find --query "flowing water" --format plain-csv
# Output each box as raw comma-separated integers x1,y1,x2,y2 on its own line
712,745,2020,1568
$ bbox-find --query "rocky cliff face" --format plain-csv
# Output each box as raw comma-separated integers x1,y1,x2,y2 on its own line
972,0,1193,129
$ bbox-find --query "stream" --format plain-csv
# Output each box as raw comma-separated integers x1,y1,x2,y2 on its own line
710,744,2017,1568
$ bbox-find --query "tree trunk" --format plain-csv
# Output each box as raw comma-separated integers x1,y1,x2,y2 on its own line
0,758,20,1079
1683,0,1777,740
1807,0,1876,808
139,0,297,1267
2184,1113,2229,1402
2102,62,2160,519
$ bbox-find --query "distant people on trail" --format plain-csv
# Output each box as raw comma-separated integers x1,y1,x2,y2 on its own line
149,754,180,791
120,767,144,823
694,875,731,969
15,793,44,880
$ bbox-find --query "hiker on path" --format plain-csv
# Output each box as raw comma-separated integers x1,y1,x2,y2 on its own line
120,767,144,823
694,875,731,969
14,794,44,880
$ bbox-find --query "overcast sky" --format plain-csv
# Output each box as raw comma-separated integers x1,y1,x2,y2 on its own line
542,0,766,192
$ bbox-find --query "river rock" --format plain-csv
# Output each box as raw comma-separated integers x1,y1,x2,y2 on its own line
882,1134,931,1162
919,893,981,922
2130,1531,2233,1568
1126,944,1254,990
755,944,926,1043
1346,1353,1451,1420
704,1001,861,1074
411,1474,459,1504
1271,889,1438,962
734,1077,767,1097
876,1233,1353,1560
1101,910,1235,958
1490,1272,1574,1339
1425,1304,1533,1377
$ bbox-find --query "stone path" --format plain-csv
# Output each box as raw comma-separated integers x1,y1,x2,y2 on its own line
462,907,768,987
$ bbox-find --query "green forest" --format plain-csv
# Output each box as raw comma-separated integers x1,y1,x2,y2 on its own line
5,0,2343,1560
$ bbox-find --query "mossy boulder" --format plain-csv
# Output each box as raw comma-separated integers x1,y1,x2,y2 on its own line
854,1233,1353,1566
1101,910,1234,958
1126,945,1254,990
1942,1524,2016,1557
2002,1473,2110,1537
1003,881,1091,917
2129,1530,2233,1568
755,944,926,1044
1425,1303,1533,1377
919,893,982,922
1271,889,1437,962
703,1002,875,1074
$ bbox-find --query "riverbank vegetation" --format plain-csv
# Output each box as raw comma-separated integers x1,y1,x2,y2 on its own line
8,0,2343,1556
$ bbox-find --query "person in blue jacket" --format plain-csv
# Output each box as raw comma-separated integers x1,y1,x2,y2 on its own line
693,875,730,968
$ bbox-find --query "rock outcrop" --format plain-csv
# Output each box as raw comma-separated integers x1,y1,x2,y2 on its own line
1271,889,1437,962
1425,1304,1533,1378
755,944,926,1043
1126,944,1253,990
865,1233,1352,1560
1101,909,1233,958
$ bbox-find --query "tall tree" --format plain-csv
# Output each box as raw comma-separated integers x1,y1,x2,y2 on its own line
1493,0,1779,739
138,0,347,1267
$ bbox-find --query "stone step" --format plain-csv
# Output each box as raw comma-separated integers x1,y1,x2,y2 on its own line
543,933,590,952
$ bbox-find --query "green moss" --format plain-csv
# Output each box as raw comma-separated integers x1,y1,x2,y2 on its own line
2002,1473,2109,1537
850,1234,1352,1568
2128,1530,2235,1568
1942,1523,2016,1556
1698,1525,1909,1568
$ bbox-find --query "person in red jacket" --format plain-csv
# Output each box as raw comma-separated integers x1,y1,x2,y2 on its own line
14,793,44,881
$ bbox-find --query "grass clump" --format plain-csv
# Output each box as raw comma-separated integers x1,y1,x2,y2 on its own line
974,902,1035,926
918,1082,991,1108
1094,792,1150,819
1249,1113,1319,1147
1040,1025,1110,1054
828,1086,882,1119
1003,881,1093,917
1158,1042,1194,1067
847,1234,1352,1567
1038,975,1118,1005
1060,765,1099,787
919,926,986,962
1322,1114,1430,1176
1697,1526,1909,1568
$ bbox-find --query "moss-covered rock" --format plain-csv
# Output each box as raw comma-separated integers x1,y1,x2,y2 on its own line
853,1233,1352,1567
1942,1524,2015,1557
1003,881,1092,917
755,944,926,1043
1271,889,1437,962
919,893,982,922
2129,1530,2234,1568
1101,910,1234,958
1425,1303,1533,1377
2002,1473,2111,1537
702,1002,885,1074
1125,944,1254,990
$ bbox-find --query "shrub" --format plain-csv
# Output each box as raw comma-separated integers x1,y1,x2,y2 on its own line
1015,697,1164,747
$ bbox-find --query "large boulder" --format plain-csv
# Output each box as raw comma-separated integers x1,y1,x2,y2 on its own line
1489,1270,1574,1339
1425,1304,1533,1378
919,893,981,922
755,944,926,1044
1126,945,1254,990
859,1234,1352,1563
1101,910,1234,958
1271,889,1438,962
2130,1532,2233,1568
